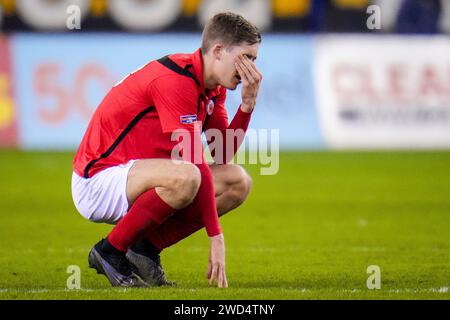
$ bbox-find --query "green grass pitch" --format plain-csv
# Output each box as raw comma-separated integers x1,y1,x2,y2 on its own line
0,150,449,300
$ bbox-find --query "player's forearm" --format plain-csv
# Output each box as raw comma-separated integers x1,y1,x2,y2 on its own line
196,161,222,237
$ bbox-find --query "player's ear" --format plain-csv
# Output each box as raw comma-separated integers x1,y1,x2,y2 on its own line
212,43,224,61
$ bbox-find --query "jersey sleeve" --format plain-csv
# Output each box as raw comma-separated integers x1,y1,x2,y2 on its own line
205,87,229,131
149,75,199,133
204,87,253,164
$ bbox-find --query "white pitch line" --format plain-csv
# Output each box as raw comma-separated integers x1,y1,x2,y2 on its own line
339,287,449,294
0,288,133,294
6,246,447,255
0,287,448,294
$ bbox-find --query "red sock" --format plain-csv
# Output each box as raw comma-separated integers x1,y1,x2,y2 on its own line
146,199,204,251
108,188,175,252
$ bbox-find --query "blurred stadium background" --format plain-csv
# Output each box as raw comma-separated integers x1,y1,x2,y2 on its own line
0,0,449,299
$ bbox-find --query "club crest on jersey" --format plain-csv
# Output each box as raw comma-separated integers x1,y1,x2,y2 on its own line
206,99,215,115
180,114,197,124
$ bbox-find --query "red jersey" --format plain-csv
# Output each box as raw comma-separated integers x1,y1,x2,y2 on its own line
74,48,229,178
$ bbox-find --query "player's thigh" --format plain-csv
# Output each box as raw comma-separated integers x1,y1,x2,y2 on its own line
209,163,251,197
126,159,199,205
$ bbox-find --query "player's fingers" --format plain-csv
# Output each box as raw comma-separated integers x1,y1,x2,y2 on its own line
244,56,263,80
241,56,262,83
218,264,227,288
241,55,261,83
223,272,228,288
248,58,263,79
219,267,228,288
240,58,256,85
254,65,263,81
206,263,212,278
234,60,247,79
238,60,255,84
209,264,218,285
217,266,223,288
235,61,249,85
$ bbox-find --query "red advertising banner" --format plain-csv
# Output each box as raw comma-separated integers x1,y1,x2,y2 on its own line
0,36,18,147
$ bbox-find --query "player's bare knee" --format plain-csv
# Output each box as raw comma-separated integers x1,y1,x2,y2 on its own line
243,171,252,197
172,163,201,207
237,169,252,203
229,165,252,205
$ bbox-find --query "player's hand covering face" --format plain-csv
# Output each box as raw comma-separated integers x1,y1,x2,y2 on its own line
234,53,263,113
216,42,260,91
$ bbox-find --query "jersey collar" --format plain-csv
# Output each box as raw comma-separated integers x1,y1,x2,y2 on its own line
191,48,207,95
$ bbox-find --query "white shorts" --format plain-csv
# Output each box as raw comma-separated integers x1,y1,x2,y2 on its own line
71,160,137,224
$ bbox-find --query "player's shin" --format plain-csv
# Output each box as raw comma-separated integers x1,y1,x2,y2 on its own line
107,188,176,252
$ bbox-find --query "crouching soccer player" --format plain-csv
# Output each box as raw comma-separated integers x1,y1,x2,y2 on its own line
71,12,262,288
